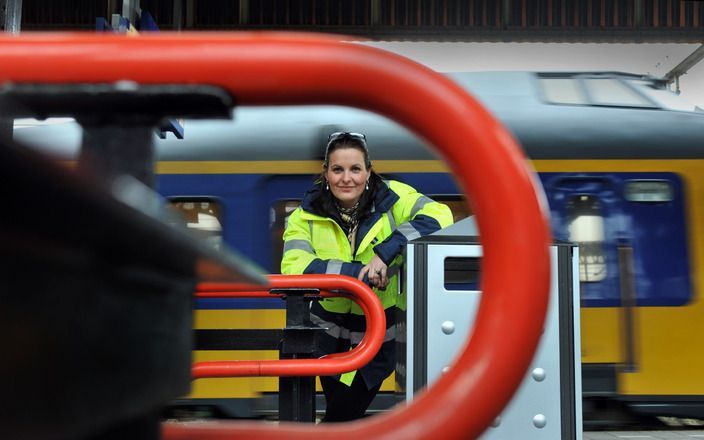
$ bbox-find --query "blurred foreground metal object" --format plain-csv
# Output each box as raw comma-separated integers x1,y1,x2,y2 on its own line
0,33,551,439
0,138,264,440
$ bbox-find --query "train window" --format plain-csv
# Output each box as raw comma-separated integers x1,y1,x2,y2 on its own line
270,200,302,273
169,200,224,250
583,78,656,108
538,78,588,105
567,195,607,282
540,76,660,109
624,180,674,202
431,196,472,223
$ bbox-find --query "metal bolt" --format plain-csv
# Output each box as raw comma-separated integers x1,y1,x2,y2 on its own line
441,320,455,335
531,367,546,382
533,414,547,428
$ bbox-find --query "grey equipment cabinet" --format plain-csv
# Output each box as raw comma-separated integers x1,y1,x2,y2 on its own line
396,217,582,440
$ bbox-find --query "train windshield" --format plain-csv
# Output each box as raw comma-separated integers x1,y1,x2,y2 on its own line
539,74,701,113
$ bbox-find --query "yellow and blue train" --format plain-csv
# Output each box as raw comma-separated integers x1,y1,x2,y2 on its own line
17,70,704,422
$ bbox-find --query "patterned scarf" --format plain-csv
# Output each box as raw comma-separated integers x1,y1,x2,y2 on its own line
337,201,361,249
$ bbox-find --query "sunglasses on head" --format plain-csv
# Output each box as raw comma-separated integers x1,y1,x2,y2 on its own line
328,132,366,142
326,131,368,153
325,132,371,166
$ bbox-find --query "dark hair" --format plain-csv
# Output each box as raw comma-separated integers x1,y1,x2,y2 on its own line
324,132,372,169
313,132,381,219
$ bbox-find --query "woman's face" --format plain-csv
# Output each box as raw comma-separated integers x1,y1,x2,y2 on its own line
325,147,371,208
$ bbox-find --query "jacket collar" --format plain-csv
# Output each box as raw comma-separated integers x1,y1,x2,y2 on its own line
300,177,398,217
300,183,325,215
300,178,400,256
371,179,398,213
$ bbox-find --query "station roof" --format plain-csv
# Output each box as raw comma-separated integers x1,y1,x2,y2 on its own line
9,0,704,43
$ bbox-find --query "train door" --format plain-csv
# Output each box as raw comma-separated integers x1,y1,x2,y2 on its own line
545,175,627,371
543,172,692,399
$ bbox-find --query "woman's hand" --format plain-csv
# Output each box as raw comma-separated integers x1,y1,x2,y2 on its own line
359,255,389,289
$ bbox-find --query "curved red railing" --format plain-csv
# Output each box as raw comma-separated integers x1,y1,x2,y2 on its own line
0,33,551,439
193,274,386,378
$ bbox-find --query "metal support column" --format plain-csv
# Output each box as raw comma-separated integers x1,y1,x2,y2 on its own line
0,0,21,144
107,0,120,16
0,0,22,33
173,0,183,30
238,0,249,25
122,0,141,27
185,0,195,29
634,0,644,27
502,0,512,27
370,0,381,26
275,289,324,423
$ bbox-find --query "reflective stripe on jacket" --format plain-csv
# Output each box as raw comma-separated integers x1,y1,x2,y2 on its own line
281,179,453,315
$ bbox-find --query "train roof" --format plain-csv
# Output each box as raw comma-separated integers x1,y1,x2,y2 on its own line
450,71,704,159
12,71,704,161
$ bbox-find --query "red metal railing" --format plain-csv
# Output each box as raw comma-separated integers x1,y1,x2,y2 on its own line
0,33,551,439
193,274,385,378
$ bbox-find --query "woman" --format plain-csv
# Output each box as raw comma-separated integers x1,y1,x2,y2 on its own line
281,132,453,422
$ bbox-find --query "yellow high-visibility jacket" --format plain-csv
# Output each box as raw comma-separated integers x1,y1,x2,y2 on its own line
282,179,453,314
